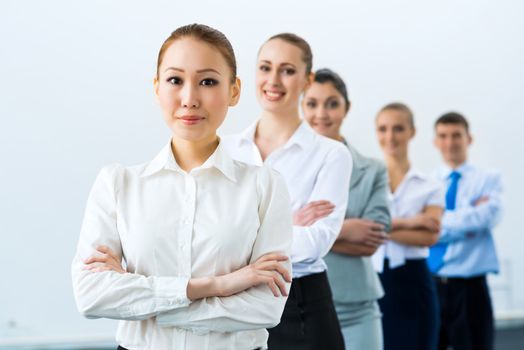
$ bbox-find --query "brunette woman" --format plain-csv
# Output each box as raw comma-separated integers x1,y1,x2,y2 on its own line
72,24,293,350
301,68,390,350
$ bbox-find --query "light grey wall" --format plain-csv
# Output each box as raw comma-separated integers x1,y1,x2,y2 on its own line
1,0,523,341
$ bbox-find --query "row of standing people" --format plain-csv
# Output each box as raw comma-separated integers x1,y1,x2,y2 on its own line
299,70,502,350
72,24,502,350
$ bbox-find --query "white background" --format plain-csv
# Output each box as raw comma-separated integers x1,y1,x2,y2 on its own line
1,0,523,341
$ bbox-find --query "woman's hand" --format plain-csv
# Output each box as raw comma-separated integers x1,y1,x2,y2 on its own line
216,253,291,298
395,214,441,233
83,245,125,274
339,218,387,247
293,200,335,226
410,214,441,232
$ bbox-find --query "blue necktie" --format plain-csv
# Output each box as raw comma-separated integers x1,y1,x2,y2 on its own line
427,171,461,273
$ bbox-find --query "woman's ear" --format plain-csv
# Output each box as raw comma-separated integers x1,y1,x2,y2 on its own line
410,126,417,139
303,72,315,92
153,76,160,102
229,77,242,106
345,101,352,116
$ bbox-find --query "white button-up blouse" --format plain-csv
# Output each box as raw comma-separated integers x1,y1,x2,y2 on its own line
71,141,293,350
222,121,352,278
372,168,445,272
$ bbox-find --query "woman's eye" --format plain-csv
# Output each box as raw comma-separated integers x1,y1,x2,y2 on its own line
282,68,296,75
326,100,340,109
306,100,316,108
393,126,405,132
167,77,182,85
378,126,387,133
200,78,219,86
259,65,270,72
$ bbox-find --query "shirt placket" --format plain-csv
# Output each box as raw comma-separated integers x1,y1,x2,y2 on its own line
179,174,196,281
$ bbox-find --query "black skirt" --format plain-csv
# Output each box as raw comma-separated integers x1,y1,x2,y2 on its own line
268,271,345,350
378,258,439,350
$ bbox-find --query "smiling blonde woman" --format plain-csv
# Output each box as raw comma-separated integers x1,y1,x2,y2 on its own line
223,34,351,350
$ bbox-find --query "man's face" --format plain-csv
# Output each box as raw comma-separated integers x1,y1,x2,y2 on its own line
434,123,472,166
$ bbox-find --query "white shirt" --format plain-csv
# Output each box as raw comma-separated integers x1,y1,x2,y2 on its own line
372,168,445,272
221,121,352,278
72,141,293,350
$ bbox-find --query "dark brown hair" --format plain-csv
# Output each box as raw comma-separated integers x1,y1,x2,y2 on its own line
314,68,350,111
435,112,470,133
263,33,313,75
156,24,237,83
377,102,415,129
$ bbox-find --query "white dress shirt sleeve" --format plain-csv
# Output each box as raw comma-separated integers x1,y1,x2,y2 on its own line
291,146,352,264
155,167,293,333
440,172,503,242
72,165,191,320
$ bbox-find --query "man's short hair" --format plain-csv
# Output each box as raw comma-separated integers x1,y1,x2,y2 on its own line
435,112,470,133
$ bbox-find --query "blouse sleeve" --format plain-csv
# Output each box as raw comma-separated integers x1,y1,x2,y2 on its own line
426,179,446,208
155,166,293,333
71,165,191,320
290,146,352,264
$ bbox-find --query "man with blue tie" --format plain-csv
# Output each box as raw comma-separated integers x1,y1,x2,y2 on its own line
428,112,503,350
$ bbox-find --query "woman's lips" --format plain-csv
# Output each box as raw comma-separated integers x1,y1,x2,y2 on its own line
178,115,205,125
264,90,285,101
312,121,333,128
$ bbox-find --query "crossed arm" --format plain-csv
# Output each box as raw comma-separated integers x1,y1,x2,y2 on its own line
439,173,502,243
72,166,293,333
389,205,443,247
294,163,391,257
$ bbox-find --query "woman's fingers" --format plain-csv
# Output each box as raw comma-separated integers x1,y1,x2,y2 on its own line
83,254,111,265
363,231,388,246
300,202,335,217
82,261,118,272
301,206,334,226
255,253,289,264
83,251,124,273
96,245,121,262
302,200,333,209
368,222,385,231
258,270,287,297
294,201,335,226
256,260,291,282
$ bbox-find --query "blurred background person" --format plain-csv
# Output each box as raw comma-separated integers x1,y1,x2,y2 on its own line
428,112,503,350
373,103,444,350
300,68,390,350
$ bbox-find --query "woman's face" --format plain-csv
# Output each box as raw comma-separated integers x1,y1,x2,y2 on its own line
302,82,347,140
256,39,310,114
154,37,240,143
375,109,415,158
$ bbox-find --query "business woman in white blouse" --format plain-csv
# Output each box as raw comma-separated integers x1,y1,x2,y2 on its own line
222,34,352,350
373,103,444,350
71,24,293,350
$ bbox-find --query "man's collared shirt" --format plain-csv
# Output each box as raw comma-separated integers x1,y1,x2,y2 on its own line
221,121,352,278
72,141,293,349
433,162,503,277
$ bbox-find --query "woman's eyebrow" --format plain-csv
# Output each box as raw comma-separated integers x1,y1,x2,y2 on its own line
163,67,221,75
196,68,221,75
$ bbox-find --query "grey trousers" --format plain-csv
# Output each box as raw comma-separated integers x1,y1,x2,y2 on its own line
335,300,383,350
